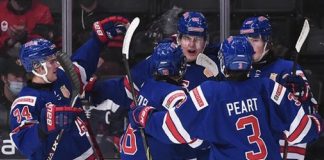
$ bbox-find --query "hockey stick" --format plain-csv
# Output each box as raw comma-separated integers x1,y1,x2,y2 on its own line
196,53,219,77
47,51,103,160
292,19,310,76
283,19,310,160
122,17,152,160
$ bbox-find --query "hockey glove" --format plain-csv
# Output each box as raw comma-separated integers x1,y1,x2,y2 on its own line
282,75,311,103
129,106,155,128
40,104,83,134
92,16,129,44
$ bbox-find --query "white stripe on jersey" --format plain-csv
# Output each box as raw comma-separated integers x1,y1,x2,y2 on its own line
288,107,306,134
279,140,307,148
280,152,305,160
279,140,306,159
10,96,37,112
162,107,193,144
284,107,311,144
125,87,134,100
162,114,181,144
291,116,312,144
189,86,208,111
271,82,286,105
162,90,186,109
73,62,88,87
188,138,203,148
73,147,94,160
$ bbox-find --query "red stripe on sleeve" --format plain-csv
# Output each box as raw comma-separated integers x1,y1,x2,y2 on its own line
165,113,186,144
280,146,306,155
287,115,309,142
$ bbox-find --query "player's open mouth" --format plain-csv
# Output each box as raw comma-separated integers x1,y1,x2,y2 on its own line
188,49,196,54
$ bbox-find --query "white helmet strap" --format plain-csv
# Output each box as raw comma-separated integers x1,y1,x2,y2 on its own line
32,62,51,83
254,42,269,62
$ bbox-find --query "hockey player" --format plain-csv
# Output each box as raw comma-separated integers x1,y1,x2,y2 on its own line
119,41,209,160
129,35,322,160
92,11,219,119
240,16,319,159
9,16,129,159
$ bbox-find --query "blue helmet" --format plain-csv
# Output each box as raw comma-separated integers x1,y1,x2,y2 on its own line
19,38,57,72
218,36,254,72
178,11,208,38
240,16,272,42
151,41,187,78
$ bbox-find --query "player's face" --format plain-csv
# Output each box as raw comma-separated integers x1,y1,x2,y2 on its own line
247,37,266,62
44,56,60,82
179,35,206,62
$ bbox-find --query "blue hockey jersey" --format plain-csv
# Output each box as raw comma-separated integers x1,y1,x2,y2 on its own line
9,38,102,160
250,55,318,159
120,78,209,160
143,78,322,160
92,38,221,107
93,54,218,108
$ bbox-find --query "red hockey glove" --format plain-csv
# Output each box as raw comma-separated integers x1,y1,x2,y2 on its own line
92,16,129,44
40,104,83,133
129,106,155,128
282,75,311,103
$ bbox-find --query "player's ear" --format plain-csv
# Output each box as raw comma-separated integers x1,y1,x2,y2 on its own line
33,68,41,74
33,64,45,74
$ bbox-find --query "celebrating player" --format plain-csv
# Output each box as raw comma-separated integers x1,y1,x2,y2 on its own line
129,35,322,160
9,16,128,159
92,11,220,122
240,16,319,159
119,41,209,160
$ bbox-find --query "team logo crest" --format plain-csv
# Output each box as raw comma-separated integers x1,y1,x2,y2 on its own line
270,73,278,81
1,21,8,32
60,85,70,98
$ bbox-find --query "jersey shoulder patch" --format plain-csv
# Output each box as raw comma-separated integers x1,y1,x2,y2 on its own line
162,90,187,109
271,82,286,105
189,86,208,111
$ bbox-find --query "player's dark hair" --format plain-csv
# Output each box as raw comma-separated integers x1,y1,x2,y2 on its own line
224,69,250,81
154,74,183,86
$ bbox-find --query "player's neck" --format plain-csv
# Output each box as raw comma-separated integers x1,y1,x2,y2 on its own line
32,76,47,84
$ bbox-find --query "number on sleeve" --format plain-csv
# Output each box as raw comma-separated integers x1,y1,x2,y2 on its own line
13,106,33,123
236,115,268,160
121,124,138,155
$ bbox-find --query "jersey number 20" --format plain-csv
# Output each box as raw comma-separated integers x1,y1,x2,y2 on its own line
236,115,268,160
